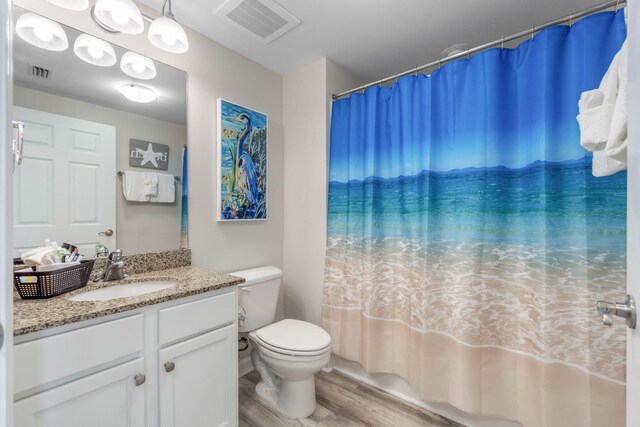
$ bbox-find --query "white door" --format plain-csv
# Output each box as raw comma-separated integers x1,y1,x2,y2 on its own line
159,325,237,427
14,358,146,427
628,2,640,426
12,107,116,257
0,1,12,426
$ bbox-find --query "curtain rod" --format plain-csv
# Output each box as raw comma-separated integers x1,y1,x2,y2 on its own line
332,0,626,100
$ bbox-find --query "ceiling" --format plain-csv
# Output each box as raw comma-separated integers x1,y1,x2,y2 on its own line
138,0,607,82
13,7,187,125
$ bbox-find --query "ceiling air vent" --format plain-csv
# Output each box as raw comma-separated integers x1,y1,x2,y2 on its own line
30,65,51,80
213,0,301,44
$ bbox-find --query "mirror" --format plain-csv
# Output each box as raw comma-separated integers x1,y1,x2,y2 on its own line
11,7,188,258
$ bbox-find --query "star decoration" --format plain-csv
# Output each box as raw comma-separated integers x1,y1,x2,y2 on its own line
136,143,162,168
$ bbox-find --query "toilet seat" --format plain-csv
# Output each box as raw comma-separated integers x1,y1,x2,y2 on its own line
253,319,331,357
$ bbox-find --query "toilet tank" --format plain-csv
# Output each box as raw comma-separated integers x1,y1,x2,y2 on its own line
231,266,282,333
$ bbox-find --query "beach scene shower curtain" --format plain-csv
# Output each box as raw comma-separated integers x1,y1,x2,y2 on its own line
323,11,626,427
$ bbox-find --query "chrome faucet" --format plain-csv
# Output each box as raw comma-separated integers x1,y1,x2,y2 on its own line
96,249,128,282
95,244,109,258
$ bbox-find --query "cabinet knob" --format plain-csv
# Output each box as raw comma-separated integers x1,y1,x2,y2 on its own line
134,374,146,386
164,361,175,373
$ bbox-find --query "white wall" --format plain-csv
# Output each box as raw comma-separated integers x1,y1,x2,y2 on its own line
14,0,284,272
282,58,362,325
13,86,187,254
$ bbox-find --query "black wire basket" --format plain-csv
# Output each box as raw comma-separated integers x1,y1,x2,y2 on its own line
13,260,95,299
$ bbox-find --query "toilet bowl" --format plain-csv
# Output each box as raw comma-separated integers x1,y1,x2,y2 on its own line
249,319,331,418
231,267,332,419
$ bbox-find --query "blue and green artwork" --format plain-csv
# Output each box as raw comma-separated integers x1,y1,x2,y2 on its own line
217,99,267,220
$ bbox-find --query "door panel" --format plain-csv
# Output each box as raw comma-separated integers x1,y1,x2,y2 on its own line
13,358,146,427
0,1,12,426
627,2,640,426
12,107,116,256
159,326,237,427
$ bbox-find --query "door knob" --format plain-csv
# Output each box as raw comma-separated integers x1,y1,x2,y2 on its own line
596,294,636,329
98,229,114,237
164,361,175,373
134,374,146,386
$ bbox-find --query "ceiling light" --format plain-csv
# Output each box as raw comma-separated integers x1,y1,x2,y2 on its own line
148,0,189,53
120,51,157,79
46,0,89,11
74,33,117,66
119,84,157,103
93,0,144,35
441,44,471,58
16,13,69,52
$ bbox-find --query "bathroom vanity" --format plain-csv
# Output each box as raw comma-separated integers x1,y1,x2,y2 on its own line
12,263,243,427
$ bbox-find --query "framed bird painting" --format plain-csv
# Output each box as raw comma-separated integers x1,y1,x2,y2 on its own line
217,99,268,221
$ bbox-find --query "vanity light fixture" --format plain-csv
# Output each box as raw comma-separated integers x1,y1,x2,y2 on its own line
15,13,69,51
120,51,157,79
74,34,117,67
148,0,189,54
119,84,157,103
93,0,144,35
46,0,89,11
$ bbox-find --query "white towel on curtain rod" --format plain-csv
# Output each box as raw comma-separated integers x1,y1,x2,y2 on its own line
577,40,627,176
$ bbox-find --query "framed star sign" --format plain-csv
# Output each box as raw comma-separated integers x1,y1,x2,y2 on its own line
129,139,170,170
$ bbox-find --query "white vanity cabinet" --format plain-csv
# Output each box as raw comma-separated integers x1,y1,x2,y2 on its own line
159,326,237,427
157,292,238,427
14,358,146,427
13,287,238,427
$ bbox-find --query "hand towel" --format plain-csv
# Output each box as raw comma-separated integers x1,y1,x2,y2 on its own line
122,171,150,202
143,173,158,197
149,173,175,203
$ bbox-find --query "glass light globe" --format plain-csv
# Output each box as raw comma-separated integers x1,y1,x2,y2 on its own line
73,33,117,67
93,0,144,34
120,51,157,80
46,0,89,11
15,12,68,51
148,16,189,53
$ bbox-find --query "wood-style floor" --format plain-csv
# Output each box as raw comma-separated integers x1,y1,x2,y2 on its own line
239,370,464,427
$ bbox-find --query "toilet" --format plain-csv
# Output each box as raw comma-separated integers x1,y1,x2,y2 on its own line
231,266,331,419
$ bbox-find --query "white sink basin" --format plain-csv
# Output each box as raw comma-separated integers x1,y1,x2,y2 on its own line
68,281,177,302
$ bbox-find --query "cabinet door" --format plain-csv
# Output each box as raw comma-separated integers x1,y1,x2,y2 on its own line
14,358,146,427
159,325,237,427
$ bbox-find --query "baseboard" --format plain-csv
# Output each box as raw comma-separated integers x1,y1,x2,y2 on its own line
239,356,254,377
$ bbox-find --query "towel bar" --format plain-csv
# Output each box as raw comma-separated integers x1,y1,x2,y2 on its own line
117,171,181,183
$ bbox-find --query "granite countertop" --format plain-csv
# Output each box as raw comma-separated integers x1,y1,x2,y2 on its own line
14,266,245,336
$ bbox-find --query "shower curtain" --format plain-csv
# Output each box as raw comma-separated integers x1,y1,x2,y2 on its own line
323,11,627,427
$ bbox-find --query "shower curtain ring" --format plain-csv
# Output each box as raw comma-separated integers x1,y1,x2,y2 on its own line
466,49,470,60
568,13,573,27
500,36,504,49
414,67,419,76
531,26,534,40
438,58,441,69
615,0,621,11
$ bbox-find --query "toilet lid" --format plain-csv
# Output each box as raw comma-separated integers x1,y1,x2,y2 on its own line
256,319,331,352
